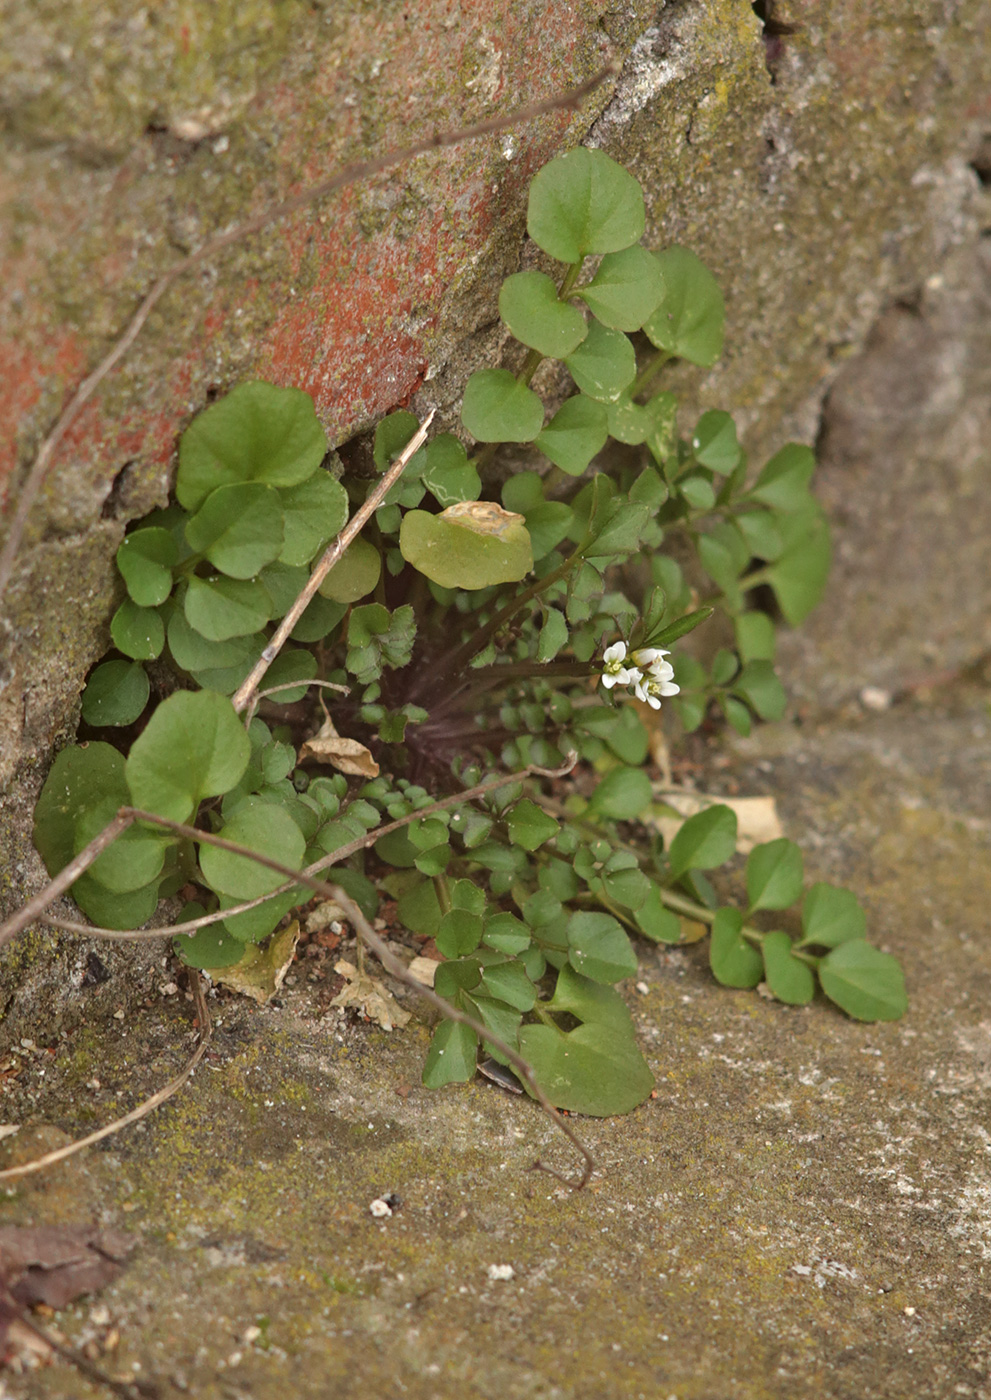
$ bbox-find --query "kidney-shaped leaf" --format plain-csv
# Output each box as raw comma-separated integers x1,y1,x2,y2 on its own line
644,247,725,367
577,245,665,331
185,483,284,578
461,369,544,443
126,689,251,823
499,271,587,357
535,394,608,475
400,502,533,590
527,148,645,264
116,528,178,607
177,380,327,512
199,797,306,899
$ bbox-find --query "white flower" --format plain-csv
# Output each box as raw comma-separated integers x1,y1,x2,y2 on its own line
630,646,669,670
600,641,642,690
633,669,680,709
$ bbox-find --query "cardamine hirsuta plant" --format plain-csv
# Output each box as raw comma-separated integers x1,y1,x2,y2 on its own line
32,148,906,1117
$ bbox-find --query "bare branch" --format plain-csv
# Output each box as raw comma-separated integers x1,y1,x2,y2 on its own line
0,63,617,607
231,409,435,714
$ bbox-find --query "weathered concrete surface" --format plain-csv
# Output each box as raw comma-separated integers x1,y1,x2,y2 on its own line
1,678,990,1399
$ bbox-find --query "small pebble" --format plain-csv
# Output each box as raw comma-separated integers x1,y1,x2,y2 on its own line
241,1326,261,1345
113,1009,125,1021
636,981,649,994
860,685,892,712
369,1198,392,1218
487,1264,514,1282
159,982,178,997
904,1305,916,1317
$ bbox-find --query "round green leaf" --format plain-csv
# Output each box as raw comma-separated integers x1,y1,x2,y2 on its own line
421,435,481,507
373,411,423,472
692,411,741,474
535,394,609,475
746,837,804,912
81,661,149,727
33,742,129,877
818,941,907,1022
505,798,559,851
422,1019,478,1088
111,599,165,660
176,380,328,512
499,270,588,357
606,395,651,445
527,148,645,263
126,689,251,823
184,483,284,578
564,320,637,403
184,575,272,641
261,647,318,704
483,912,531,955
435,908,484,958
667,804,738,879
174,923,246,970
277,470,349,566
732,660,787,722
199,797,306,899
709,907,764,988
735,611,777,664
75,797,168,894
69,874,161,931
761,930,815,1005
461,369,544,443
116,528,178,607
399,502,533,590
577,245,665,331
167,609,265,674
587,766,653,821
567,911,637,984
644,246,725,367
318,535,382,604
798,882,867,949
766,514,832,626
480,961,536,1013
634,885,682,943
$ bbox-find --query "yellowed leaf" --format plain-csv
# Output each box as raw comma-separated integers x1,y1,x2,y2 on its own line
330,960,411,1032
407,956,438,987
300,714,379,778
650,790,783,855
212,921,300,1005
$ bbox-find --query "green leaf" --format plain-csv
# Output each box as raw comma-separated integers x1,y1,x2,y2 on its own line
647,605,713,649
577,245,665,331
577,706,648,765
692,411,741,475
278,471,349,566
520,501,573,561
422,1019,478,1088
645,391,678,465
399,502,533,590
818,941,907,1021
68,874,161,931
761,931,815,1005
588,766,652,821
482,912,531,955
798,883,867,949
116,528,178,607
184,482,284,578
732,660,787,721
527,148,645,263
505,798,559,851
536,608,569,662
709,907,764,988
435,909,484,958
667,804,737,879
176,380,327,512
644,246,725,366
174,921,246,970
736,510,784,563
461,369,544,443
748,444,815,511
698,522,749,595
499,270,587,357
111,599,165,660
634,885,682,943
262,647,317,704
587,500,649,557
746,838,804,912
601,863,650,911
422,435,481,507
199,797,306,899
479,961,536,1013
394,875,443,938
167,610,264,675
564,320,637,403
606,395,651,446
373,411,422,472
535,394,608,475
735,611,776,663
567,911,637,984
518,965,653,1115
678,473,716,511
126,689,251,823
184,575,272,641
766,514,832,626
34,742,130,877
722,695,752,736
317,536,382,604
80,661,149,727
74,797,168,893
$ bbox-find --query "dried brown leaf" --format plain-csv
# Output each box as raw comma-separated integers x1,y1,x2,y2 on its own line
300,715,379,778
650,790,783,855
211,921,300,1005
330,960,411,1032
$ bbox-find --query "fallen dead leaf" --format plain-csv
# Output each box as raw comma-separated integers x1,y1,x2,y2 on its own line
211,921,300,1005
300,714,379,778
407,956,438,987
330,960,411,1032
0,1225,136,1315
650,790,783,855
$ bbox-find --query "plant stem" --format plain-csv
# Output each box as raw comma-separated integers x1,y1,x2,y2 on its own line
632,348,671,398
